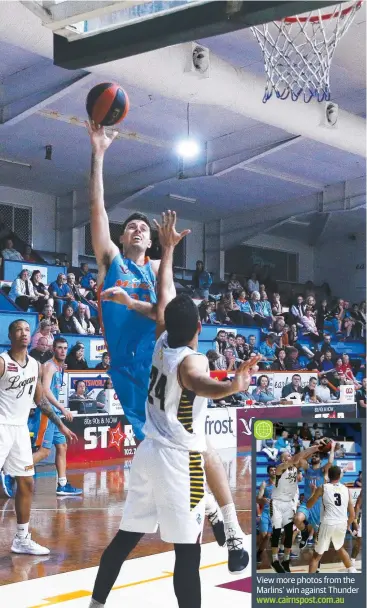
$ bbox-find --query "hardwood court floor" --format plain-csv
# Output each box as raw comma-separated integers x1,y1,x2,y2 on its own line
0,448,252,608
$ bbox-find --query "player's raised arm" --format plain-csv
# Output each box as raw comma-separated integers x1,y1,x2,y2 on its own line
257,481,267,505
180,355,261,400
306,483,324,509
347,494,356,527
87,121,119,280
323,440,336,478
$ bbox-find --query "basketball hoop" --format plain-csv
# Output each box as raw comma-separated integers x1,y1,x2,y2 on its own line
251,1,362,103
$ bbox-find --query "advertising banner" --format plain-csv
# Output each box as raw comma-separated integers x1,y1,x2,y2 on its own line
64,414,136,464
89,338,107,361
205,409,237,449
67,372,108,400
210,371,313,400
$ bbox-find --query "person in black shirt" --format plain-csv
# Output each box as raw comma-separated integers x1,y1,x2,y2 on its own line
356,378,366,418
95,352,110,370
65,342,89,370
29,336,53,365
281,374,303,398
319,334,339,360
66,273,83,302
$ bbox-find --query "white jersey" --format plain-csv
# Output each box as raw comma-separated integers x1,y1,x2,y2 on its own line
0,352,38,425
272,466,298,502
321,482,349,525
143,332,208,452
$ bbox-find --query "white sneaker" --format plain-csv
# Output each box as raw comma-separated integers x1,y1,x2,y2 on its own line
348,567,357,573
11,533,50,555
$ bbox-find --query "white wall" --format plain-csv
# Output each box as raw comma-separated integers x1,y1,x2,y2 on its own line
0,186,56,251
314,237,366,302
244,234,314,283
108,208,203,269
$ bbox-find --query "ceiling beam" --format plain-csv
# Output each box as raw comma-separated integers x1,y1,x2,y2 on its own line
241,164,324,190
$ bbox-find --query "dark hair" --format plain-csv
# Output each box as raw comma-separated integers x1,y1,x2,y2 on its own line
328,465,342,481
267,464,275,474
53,337,68,348
62,302,74,315
102,352,109,360
227,333,236,340
74,379,86,391
257,374,269,387
121,212,151,235
310,376,317,383
164,294,199,348
8,319,29,336
31,270,42,282
292,374,301,381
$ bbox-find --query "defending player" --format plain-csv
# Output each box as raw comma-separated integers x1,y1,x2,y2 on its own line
0,320,76,554
308,465,357,573
30,337,82,496
294,441,335,548
256,465,276,563
87,123,255,558
270,442,327,573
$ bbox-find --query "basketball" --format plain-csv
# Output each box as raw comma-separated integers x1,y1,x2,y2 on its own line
319,439,332,454
86,82,129,126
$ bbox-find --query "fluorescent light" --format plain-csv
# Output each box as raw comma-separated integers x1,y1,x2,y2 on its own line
0,157,31,169
169,194,197,204
176,139,200,158
288,218,311,226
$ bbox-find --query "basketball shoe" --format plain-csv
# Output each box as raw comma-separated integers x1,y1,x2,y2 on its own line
226,529,249,574
56,481,82,496
11,534,50,555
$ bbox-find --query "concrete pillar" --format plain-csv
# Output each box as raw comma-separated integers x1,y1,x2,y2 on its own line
204,220,224,281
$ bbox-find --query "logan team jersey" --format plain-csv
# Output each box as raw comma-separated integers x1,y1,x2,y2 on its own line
0,352,38,425
100,253,157,368
143,331,208,452
304,466,325,501
272,466,298,502
321,482,349,525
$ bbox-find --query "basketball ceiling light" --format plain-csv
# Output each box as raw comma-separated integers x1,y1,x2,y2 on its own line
176,103,200,159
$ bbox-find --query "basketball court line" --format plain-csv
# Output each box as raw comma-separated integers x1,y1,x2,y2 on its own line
259,560,362,574
0,541,252,608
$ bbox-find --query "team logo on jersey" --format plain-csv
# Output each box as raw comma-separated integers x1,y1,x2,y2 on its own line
120,264,129,274
196,514,202,525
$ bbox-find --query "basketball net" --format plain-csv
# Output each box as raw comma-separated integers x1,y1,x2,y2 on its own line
251,1,362,103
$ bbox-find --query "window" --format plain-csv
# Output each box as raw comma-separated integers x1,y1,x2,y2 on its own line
0,203,32,244
225,245,298,282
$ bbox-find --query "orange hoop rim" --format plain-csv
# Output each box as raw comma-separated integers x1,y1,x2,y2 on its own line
283,0,362,23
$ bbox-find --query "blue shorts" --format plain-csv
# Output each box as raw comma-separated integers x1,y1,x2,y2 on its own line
110,361,151,442
28,408,66,449
259,511,272,534
297,501,321,530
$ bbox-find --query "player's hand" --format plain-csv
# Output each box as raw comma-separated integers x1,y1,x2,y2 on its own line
60,423,77,443
309,481,317,494
231,355,262,393
153,210,191,250
61,407,73,422
100,286,133,308
86,120,118,155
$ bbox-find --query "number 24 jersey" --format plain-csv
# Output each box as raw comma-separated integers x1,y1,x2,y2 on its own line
143,331,208,452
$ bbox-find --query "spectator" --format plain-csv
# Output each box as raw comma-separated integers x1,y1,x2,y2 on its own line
95,352,110,371
8,269,37,311
252,375,276,404
262,439,278,461
349,303,365,339
85,278,98,304
271,293,283,317
49,273,78,317
226,333,239,358
271,348,287,371
250,291,272,329
340,353,361,388
29,336,53,365
30,319,54,350
66,273,83,302
342,301,355,339
356,378,366,418
192,260,212,300
284,347,304,371
287,324,314,358
30,270,52,312
1,237,23,261
281,374,303,399
215,297,233,325
96,378,113,413
75,303,95,335
70,380,87,399
206,349,227,371
300,307,321,342
223,348,239,371
307,351,325,372
302,377,321,403
227,273,243,293
320,350,335,373
247,272,259,294
359,301,366,337
334,443,346,458
213,330,228,355
248,334,259,355
275,430,290,454
320,334,339,360
23,244,37,263
291,433,304,455
199,300,213,324
316,299,332,332
311,429,324,445
332,299,345,333
78,263,95,289
66,342,89,370
235,290,256,326
235,334,248,360
299,422,312,441
260,292,274,324
40,303,59,333
58,303,84,334
354,472,362,488
259,333,277,368
291,296,306,325
315,376,332,403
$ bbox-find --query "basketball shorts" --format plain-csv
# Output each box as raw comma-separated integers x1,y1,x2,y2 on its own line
315,522,347,553
120,438,206,544
270,499,295,530
110,363,151,442
29,409,66,449
0,424,34,477
297,501,321,529
259,511,273,534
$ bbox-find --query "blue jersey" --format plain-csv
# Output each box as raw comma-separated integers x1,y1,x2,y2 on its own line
303,467,325,501
101,253,157,368
49,359,64,415
262,481,274,513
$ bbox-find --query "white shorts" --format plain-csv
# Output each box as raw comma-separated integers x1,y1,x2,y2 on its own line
120,438,206,544
270,499,295,530
315,522,347,553
0,424,34,477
